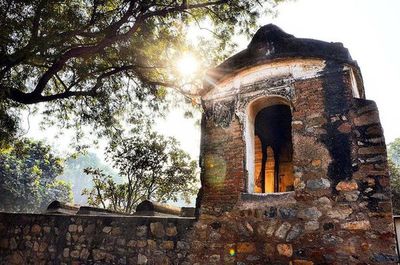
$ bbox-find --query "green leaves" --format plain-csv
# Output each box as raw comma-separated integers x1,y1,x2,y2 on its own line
84,126,198,213
0,138,72,212
1,0,284,145
388,137,400,214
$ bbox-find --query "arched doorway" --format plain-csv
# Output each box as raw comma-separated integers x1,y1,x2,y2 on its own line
245,96,294,193
254,104,294,193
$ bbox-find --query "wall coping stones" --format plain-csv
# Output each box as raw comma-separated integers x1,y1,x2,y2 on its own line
0,212,196,228
240,192,296,207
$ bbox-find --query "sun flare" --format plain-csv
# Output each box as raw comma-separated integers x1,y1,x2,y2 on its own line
176,54,199,76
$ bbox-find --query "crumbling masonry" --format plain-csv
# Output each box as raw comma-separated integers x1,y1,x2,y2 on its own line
0,24,397,264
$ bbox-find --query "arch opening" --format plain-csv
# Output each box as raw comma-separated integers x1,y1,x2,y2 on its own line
254,105,294,193
245,96,294,193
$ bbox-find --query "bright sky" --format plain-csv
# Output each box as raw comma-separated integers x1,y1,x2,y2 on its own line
25,0,400,160
264,0,400,143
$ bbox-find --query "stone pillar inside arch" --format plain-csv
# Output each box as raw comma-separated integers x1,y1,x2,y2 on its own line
192,24,398,264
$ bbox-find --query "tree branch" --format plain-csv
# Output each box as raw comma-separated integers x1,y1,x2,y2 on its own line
3,0,231,104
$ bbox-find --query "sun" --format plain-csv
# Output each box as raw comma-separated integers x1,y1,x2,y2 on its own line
176,53,199,76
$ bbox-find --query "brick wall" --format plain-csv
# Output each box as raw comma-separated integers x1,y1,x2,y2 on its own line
193,62,398,264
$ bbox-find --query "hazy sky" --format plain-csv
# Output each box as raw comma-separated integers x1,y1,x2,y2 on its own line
26,0,400,160
265,0,400,143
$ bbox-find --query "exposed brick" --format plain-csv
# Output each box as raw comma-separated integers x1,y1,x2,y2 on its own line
336,180,358,191
354,112,380,126
358,146,386,155
237,242,256,253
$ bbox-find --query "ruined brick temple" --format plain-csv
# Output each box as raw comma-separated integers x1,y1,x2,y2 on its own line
0,25,398,264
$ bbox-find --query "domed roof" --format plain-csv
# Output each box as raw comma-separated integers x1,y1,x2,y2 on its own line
202,24,356,94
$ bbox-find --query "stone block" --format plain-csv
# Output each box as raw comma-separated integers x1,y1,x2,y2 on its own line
292,260,314,265
137,253,148,265
136,225,147,237
150,222,165,238
306,178,330,190
286,224,302,241
337,122,352,133
297,207,322,221
93,249,106,261
336,180,358,191
208,254,221,263
277,244,293,257
147,239,156,250
358,146,386,155
70,250,80,258
68,224,78,233
371,253,398,263
31,224,41,234
343,191,360,202
279,207,297,219
137,240,147,248
160,240,174,250
341,220,371,230
311,159,322,167
111,227,122,236
80,248,90,260
38,242,48,252
322,234,343,245
304,221,319,231
166,224,177,237
102,226,112,234
264,243,275,256
354,112,380,126
237,242,256,253
370,193,389,200
63,248,69,258
127,240,137,248
327,207,352,219
177,241,190,250
275,222,291,239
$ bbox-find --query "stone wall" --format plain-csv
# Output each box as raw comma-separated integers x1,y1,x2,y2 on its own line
0,213,195,265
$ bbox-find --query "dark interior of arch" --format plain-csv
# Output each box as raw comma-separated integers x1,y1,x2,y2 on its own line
254,104,294,193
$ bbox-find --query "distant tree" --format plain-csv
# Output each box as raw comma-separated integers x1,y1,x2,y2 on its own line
388,159,400,214
0,139,72,212
0,0,284,146
83,128,197,213
388,138,400,214
59,152,119,204
388,138,400,165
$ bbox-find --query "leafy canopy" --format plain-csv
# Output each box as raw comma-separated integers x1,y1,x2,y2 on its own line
83,127,197,213
59,152,119,204
0,0,283,145
388,138,400,214
0,138,73,212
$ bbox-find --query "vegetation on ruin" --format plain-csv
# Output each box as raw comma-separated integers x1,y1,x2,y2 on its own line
0,139,72,212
